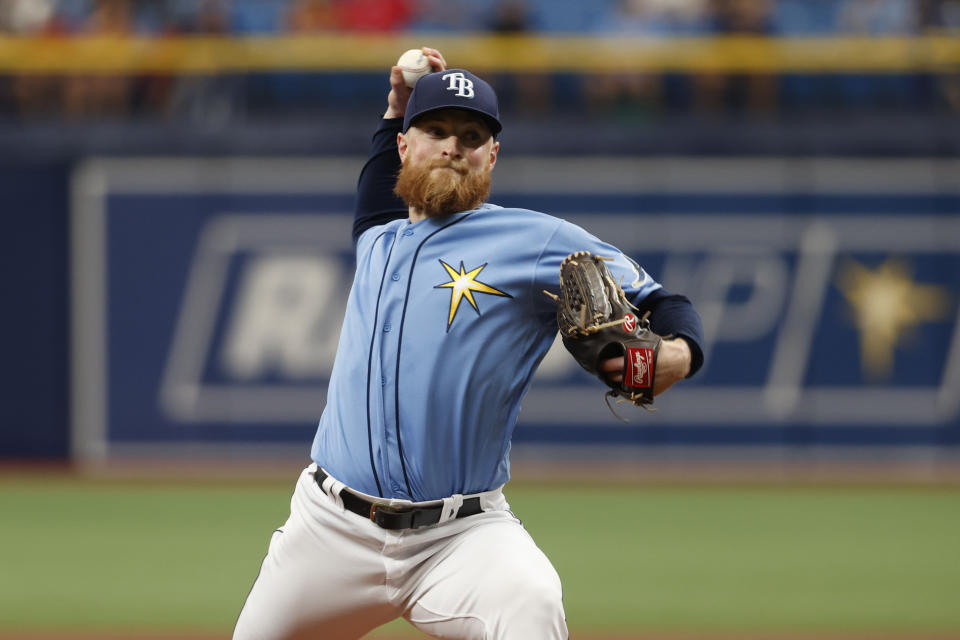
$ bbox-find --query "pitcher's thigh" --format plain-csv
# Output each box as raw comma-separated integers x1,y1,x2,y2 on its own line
233,521,396,640
405,519,568,640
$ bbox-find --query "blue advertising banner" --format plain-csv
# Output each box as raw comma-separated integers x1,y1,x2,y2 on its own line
71,157,960,459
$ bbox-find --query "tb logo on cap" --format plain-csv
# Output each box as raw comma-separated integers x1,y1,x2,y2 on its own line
443,72,474,98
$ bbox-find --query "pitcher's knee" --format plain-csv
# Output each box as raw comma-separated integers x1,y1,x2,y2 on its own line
491,574,566,638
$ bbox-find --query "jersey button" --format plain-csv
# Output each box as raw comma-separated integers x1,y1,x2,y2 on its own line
381,376,386,386
402,229,414,236
391,272,400,281
383,323,392,332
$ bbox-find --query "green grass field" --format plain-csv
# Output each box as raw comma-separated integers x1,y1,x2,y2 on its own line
1,475,958,638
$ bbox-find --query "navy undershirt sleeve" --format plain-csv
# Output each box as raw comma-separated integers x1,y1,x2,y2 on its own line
354,117,407,242
637,288,706,378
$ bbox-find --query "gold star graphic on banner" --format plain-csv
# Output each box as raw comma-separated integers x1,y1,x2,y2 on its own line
435,260,511,330
835,257,951,380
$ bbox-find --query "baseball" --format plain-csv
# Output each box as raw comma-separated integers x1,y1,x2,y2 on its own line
397,48,431,88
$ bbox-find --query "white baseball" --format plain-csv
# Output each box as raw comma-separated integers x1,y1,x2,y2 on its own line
397,49,431,88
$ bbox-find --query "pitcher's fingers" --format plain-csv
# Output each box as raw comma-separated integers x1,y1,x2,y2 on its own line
600,357,624,383
421,47,447,71
389,66,406,90
600,357,624,373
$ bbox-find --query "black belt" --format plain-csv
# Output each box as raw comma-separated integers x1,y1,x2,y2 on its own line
314,468,483,530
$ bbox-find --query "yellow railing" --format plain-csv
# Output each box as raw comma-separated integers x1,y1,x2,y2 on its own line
1,34,958,74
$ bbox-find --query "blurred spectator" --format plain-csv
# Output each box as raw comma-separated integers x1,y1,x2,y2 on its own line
128,0,174,33
917,0,960,26
918,0,960,111
939,0,960,26
710,0,776,31
483,0,554,115
164,0,243,127
336,0,413,31
3,0,68,119
692,0,779,113
528,0,614,32
650,0,713,33
836,0,918,33
490,0,531,31
228,0,286,33
407,0,482,32
61,0,135,119
194,0,230,32
1,0,58,33
773,0,839,34
0,0,952,122
271,0,342,114
592,0,709,34
772,0,839,110
834,0,921,109
585,0,710,116
286,0,339,32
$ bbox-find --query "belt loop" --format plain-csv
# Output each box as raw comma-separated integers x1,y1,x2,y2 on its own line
325,477,346,510
439,494,464,524
478,486,506,512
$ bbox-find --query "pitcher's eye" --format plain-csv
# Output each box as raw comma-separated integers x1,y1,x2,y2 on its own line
461,129,486,146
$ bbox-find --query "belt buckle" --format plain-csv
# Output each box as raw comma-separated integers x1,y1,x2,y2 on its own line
369,502,413,529
370,502,397,522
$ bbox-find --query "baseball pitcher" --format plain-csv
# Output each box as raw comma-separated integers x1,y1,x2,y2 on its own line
233,48,705,640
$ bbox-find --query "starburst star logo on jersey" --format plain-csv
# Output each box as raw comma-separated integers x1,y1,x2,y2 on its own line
434,260,511,331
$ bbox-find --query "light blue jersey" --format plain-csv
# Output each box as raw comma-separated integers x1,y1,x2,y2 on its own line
311,204,661,501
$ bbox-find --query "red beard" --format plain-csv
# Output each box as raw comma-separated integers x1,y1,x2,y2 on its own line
394,158,491,218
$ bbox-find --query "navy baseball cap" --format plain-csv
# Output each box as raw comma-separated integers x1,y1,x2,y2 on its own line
402,69,502,136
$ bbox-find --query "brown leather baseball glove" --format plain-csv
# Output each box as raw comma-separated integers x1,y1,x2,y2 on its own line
549,251,662,411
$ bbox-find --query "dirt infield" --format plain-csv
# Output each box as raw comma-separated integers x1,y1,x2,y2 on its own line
5,634,960,640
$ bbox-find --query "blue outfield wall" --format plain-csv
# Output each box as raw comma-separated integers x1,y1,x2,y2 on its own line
4,155,959,460
67,156,959,460
1,163,70,459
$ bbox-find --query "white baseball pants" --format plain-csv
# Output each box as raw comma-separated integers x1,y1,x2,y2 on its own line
233,464,568,639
